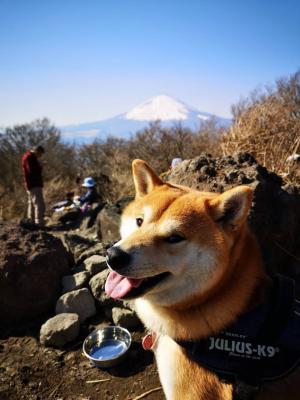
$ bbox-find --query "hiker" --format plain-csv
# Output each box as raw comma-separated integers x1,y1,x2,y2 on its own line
52,174,83,211
80,177,98,212
75,173,83,197
52,191,75,211
170,157,183,169
21,145,46,226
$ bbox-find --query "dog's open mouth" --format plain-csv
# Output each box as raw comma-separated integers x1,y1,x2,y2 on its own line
105,270,170,299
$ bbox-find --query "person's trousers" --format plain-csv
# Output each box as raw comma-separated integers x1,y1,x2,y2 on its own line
27,187,45,225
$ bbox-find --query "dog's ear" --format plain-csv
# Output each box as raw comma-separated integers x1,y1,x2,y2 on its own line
208,186,253,230
132,159,164,198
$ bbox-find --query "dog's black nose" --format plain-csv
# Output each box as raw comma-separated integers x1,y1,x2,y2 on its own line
106,246,131,270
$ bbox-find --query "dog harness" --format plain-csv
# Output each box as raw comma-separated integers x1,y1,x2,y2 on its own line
176,275,300,400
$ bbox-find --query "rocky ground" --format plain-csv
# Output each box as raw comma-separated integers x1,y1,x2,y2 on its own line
0,207,162,400
0,152,300,400
0,325,162,400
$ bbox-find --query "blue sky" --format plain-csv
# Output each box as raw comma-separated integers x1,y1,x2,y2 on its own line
0,0,299,126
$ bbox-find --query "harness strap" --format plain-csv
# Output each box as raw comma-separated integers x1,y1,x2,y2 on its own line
257,274,294,341
241,275,295,391
238,275,295,400
233,275,295,392
176,275,298,400
233,381,259,400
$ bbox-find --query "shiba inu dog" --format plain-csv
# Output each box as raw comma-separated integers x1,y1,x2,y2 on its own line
105,160,300,400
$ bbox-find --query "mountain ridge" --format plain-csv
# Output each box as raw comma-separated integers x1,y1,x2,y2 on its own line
60,95,231,143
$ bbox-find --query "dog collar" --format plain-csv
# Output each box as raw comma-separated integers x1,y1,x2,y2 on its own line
142,331,158,350
176,275,300,399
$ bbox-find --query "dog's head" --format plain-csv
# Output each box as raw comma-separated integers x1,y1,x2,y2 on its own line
105,159,253,308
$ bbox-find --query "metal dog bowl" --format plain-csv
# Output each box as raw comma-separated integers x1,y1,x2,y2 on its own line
82,326,131,368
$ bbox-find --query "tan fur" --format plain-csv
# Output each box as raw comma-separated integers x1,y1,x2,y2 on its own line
115,159,300,399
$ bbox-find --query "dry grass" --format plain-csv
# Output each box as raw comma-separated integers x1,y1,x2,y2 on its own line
0,184,27,221
222,72,300,185
0,177,75,221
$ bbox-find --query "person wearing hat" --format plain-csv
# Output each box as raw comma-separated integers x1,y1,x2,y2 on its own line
79,177,98,212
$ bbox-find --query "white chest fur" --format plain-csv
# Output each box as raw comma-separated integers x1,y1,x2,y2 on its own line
154,335,179,400
135,299,180,399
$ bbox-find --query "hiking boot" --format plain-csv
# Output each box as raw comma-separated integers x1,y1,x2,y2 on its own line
19,219,39,231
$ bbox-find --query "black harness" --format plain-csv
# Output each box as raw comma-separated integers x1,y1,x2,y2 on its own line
177,275,300,400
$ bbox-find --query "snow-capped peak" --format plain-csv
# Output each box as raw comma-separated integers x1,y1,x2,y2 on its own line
124,95,192,121
60,95,231,144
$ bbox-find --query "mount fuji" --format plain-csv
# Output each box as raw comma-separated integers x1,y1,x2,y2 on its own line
60,95,231,143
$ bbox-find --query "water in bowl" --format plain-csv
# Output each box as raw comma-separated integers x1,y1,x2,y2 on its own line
91,339,127,360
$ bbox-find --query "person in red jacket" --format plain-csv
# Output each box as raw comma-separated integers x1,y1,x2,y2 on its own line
21,145,46,226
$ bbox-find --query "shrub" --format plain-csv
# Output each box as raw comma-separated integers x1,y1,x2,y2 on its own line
222,70,300,184
0,118,78,219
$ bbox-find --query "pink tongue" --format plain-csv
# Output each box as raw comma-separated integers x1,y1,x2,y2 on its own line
105,271,143,299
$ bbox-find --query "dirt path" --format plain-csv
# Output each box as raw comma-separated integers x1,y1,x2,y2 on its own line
0,330,164,400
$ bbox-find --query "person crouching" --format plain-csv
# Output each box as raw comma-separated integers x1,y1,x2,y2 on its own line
80,177,98,212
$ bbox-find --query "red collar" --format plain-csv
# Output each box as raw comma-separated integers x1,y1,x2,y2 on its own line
142,331,158,350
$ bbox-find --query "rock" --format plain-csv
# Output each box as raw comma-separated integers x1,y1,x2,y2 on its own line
71,263,85,274
112,307,141,330
97,197,133,243
49,202,104,232
89,269,109,297
84,255,107,276
89,269,124,318
62,233,97,264
89,269,115,307
76,242,106,265
61,271,90,293
97,206,121,243
50,208,81,228
0,222,70,325
88,268,138,319
55,288,96,322
121,300,135,311
40,313,80,348
79,203,104,230
165,152,300,279
88,320,111,333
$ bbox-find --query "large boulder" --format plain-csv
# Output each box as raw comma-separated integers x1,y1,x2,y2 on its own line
49,208,81,228
97,197,133,243
165,153,300,279
48,202,103,231
0,222,70,324
79,203,104,231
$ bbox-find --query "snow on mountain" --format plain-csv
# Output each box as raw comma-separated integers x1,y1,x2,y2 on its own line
125,95,191,121
197,114,209,121
60,95,231,143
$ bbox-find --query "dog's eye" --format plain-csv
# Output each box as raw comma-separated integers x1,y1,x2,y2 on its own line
136,217,143,227
164,234,185,244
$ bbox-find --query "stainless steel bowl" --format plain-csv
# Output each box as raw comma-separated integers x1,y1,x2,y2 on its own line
82,326,132,368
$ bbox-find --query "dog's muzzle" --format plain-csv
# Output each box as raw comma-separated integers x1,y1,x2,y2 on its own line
106,246,131,271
